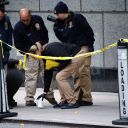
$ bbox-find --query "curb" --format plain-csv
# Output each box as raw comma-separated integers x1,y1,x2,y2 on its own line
1,118,125,128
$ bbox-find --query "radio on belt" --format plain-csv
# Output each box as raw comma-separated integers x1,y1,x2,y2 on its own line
112,39,128,125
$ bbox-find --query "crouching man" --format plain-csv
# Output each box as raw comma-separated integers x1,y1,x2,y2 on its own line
38,42,88,109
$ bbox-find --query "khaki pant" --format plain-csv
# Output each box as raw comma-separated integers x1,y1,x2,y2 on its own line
79,63,92,102
74,46,92,103
56,61,79,104
25,56,53,102
56,46,91,104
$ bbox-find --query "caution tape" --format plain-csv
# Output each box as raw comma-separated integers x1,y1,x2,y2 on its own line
0,40,118,60
0,39,128,70
24,42,118,60
25,38,128,60
0,41,4,58
121,38,128,42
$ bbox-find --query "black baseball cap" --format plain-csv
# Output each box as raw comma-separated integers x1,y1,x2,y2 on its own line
54,1,68,14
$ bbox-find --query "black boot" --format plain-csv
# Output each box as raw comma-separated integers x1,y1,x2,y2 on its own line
8,99,17,108
53,101,67,108
79,101,93,106
61,102,80,109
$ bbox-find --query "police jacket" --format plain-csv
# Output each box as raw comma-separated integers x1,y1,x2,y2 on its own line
0,15,12,51
42,42,80,92
0,15,13,65
54,12,95,51
14,15,49,53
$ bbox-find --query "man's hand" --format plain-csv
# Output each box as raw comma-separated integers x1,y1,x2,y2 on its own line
29,45,37,54
35,41,42,55
28,42,43,60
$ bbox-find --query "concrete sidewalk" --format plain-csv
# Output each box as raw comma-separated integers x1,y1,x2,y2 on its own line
2,87,128,128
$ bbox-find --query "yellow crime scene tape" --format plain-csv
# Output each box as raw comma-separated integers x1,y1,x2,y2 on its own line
0,39,128,70
0,40,4,58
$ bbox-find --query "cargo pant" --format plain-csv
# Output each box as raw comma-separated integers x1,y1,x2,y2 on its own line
25,56,54,102
56,46,92,104
74,46,92,103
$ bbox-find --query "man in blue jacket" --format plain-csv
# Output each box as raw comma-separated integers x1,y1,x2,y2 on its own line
0,3,18,108
0,4,12,67
53,2,95,106
14,8,57,106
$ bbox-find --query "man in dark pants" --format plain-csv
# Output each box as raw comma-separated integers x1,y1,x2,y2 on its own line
38,42,83,109
53,2,95,106
6,59,24,109
14,8,57,106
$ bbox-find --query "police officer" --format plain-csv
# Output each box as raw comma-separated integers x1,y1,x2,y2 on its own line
0,4,12,69
0,3,17,108
14,8,57,106
53,2,95,106
38,42,81,109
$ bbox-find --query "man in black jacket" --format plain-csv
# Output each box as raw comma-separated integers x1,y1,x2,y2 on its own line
0,4,12,67
0,3,15,108
53,2,95,106
14,8,57,106
40,42,82,109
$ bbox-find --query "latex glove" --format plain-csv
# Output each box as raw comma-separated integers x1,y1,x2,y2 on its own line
35,41,42,55
29,45,37,54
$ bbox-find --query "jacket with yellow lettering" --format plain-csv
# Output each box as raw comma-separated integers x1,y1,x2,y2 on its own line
14,15,49,53
54,12,95,51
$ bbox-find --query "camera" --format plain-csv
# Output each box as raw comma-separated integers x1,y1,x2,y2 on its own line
47,15,57,22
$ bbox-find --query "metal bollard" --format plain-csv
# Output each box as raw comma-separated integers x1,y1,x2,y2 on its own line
112,39,128,125
0,45,18,119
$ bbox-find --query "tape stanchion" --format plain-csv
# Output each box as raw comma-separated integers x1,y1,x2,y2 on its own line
0,40,18,119
112,38,128,125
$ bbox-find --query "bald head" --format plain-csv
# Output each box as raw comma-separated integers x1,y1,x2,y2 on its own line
19,8,31,26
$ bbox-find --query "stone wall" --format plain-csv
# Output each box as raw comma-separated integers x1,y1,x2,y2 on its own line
7,0,128,68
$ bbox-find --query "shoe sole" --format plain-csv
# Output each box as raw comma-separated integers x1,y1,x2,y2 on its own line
26,105,36,106
80,103,93,106
61,106,80,109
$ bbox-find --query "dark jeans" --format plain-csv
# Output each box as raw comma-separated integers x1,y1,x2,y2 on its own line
6,60,24,104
